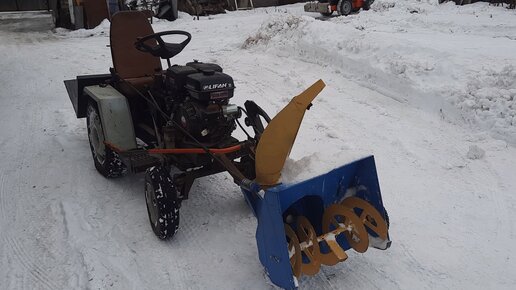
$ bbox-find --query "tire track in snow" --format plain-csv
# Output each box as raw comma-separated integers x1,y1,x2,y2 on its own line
4,237,62,290
397,241,448,286
169,174,251,289
168,188,212,289
0,172,7,226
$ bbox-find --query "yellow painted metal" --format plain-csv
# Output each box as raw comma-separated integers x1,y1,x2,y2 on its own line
315,229,348,266
322,204,369,253
341,197,389,240
255,80,326,186
285,224,302,277
296,216,321,275
284,198,389,277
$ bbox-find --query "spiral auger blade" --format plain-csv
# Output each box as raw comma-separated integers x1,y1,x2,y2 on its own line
341,197,389,241
285,197,389,278
284,224,302,278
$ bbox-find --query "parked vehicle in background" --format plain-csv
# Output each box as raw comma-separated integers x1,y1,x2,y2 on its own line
304,0,373,17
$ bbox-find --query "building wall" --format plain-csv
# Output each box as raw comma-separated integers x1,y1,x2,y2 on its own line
253,0,305,8
253,0,278,7
0,0,48,11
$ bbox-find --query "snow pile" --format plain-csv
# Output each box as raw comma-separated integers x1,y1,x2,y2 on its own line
281,152,371,184
54,19,110,38
243,1,516,144
466,144,485,160
371,1,396,12
242,14,305,48
280,153,341,184
455,65,516,143
281,155,321,184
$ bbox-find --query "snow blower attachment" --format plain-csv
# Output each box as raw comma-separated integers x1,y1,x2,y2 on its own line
64,11,390,289
241,81,391,289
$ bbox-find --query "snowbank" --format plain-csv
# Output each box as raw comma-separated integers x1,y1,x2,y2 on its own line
243,1,516,144
54,19,110,38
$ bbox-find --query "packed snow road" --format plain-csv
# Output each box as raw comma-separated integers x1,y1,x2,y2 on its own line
1,1,515,289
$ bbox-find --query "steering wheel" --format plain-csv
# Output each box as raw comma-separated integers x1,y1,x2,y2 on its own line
135,30,192,60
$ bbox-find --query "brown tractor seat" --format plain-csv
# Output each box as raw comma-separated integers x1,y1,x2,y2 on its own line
110,11,162,93
123,76,155,91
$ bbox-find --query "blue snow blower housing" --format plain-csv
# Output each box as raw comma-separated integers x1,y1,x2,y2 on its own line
241,155,391,289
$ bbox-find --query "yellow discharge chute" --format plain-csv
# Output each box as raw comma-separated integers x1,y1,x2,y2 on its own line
255,79,326,186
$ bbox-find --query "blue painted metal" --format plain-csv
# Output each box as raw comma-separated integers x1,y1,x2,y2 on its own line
241,155,388,289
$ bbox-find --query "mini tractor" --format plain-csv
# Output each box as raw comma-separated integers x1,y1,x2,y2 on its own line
304,0,374,17
64,11,390,289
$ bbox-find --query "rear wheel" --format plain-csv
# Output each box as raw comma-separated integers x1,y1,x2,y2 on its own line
86,102,127,178
337,0,353,16
145,166,180,240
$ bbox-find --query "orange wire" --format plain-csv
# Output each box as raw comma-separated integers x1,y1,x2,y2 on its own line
104,141,242,155
148,145,242,154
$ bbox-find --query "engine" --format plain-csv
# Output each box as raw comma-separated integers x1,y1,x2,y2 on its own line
162,61,240,147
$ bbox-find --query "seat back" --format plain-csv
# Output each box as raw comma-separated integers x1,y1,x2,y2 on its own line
110,11,162,79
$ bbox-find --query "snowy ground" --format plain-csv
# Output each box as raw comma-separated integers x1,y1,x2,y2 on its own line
0,1,515,289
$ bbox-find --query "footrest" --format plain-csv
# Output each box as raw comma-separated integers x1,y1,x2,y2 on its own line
120,150,161,173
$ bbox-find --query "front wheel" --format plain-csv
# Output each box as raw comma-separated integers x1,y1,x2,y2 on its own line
145,166,180,240
337,0,353,16
86,102,127,178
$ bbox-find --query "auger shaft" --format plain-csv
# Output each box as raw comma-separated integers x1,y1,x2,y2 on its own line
285,197,390,278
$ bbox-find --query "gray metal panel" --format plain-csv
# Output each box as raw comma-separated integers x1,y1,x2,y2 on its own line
64,79,79,117
84,85,137,151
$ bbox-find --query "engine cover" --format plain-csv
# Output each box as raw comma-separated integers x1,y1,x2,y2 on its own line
185,70,235,102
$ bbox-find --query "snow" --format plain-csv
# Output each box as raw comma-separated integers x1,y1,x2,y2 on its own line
281,152,367,184
244,1,516,145
54,19,111,38
1,1,516,289
466,144,486,160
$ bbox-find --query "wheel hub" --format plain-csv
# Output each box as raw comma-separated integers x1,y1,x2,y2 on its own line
338,0,352,15
88,108,106,164
145,181,159,226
